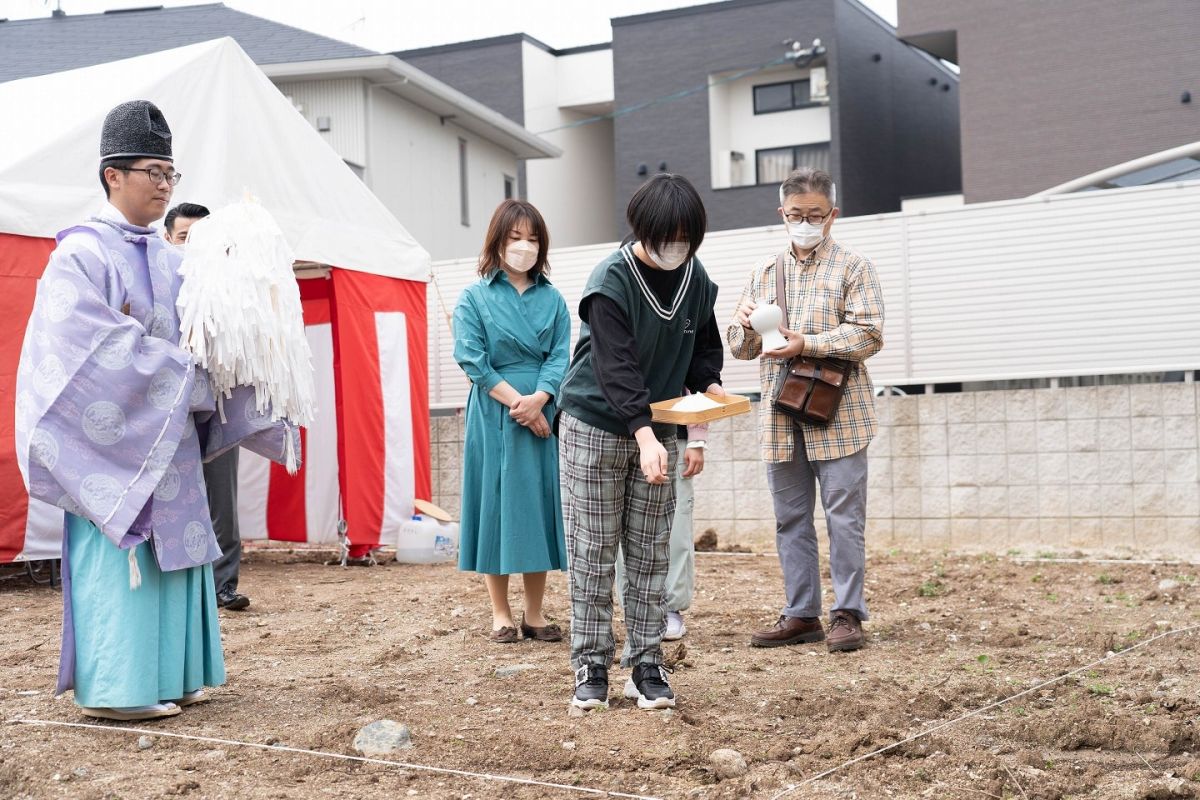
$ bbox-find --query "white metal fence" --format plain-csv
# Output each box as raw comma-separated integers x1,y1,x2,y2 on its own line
427,181,1200,409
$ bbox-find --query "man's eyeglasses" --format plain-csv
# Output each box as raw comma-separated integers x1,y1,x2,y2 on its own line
117,167,182,186
784,211,832,225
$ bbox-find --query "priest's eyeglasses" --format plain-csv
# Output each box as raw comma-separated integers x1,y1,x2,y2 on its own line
118,167,182,186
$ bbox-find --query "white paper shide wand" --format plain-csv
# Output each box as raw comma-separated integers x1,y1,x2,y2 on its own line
175,194,316,474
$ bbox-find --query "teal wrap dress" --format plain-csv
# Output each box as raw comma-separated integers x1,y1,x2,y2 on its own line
452,270,570,575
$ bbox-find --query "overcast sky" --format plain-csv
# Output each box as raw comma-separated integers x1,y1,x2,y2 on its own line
0,0,899,51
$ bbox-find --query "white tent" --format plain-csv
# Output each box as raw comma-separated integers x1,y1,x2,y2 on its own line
0,38,434,563
0,36,430,281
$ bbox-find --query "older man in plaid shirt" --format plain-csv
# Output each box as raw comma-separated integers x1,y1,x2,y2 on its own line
727,167,884,653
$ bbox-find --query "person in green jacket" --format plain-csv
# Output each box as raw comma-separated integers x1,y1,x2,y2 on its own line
557,174,724,710
453,200,571,644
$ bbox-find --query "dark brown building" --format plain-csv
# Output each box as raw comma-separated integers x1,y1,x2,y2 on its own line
899,0,1200,202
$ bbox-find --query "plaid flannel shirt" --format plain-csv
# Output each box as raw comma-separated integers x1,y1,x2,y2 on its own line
726,237,884,463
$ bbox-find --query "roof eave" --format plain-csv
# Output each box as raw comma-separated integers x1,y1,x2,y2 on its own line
262,55,561,159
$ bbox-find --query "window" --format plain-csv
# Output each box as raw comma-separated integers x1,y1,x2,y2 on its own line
458,138,469,227
503,174,515,200
753,79,815,114
755,143,831,184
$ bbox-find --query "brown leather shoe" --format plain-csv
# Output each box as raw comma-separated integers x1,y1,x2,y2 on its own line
520,615,563,642
750,615,825,648
489,626,519,643
826,610,864,652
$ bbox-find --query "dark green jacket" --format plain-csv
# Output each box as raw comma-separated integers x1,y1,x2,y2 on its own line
559,245,719,438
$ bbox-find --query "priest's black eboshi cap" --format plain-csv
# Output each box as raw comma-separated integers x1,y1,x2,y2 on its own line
99,100,173,163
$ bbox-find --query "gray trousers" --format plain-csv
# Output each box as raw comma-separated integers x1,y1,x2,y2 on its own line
204,447,241,594
767,434,869,621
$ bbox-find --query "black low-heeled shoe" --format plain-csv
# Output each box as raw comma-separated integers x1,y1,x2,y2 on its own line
520,615,563,642
489,626,520,643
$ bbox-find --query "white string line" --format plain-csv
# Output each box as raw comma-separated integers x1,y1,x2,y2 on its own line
695,553,1195,565
769,624,1200,800
244,549,1191,567
695,551,771,558
8,719,662,800
1012,557,1195,566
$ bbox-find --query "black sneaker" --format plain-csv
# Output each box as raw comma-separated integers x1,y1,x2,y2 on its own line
571,665,609,710
624,664,675,710
216,587,250,611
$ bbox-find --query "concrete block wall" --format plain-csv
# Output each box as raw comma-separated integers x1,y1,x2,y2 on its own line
430,384,1200,557
868,384,1200,556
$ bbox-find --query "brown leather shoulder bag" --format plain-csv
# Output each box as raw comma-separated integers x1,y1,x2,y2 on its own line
770,253,853,426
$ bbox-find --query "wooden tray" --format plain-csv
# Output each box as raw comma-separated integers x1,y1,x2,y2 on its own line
650,392,752,425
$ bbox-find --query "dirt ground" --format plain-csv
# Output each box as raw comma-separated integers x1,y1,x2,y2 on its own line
4,544,1200,800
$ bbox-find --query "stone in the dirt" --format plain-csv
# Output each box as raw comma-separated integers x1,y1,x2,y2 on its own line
1124,777,1195,799
767,744,793,761
494,664,537,678
353,720,412,756
664,642,688,668
694,528,718,552
567,705,587,718
562,741,576,750
709,748,748,779
1159,579,1181,596
466,697,478,706
137,735,154,750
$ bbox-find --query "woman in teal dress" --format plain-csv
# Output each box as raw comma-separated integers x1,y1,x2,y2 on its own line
453,200,570,643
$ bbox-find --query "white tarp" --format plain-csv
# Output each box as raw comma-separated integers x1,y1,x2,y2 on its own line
0,37,430,282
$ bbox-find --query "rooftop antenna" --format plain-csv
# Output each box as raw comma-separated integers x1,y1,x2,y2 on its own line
47,0,66,18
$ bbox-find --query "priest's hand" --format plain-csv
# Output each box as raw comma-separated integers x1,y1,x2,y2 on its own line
682,445,705,477
509,391,549,426
634,426,669,484
763,326,806,360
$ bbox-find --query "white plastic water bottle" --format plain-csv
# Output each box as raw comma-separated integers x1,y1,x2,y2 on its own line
394,514,459,564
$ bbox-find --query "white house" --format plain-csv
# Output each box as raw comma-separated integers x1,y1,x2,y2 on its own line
0,3,561,261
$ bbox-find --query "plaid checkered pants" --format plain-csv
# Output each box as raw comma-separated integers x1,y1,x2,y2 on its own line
560,413,679,670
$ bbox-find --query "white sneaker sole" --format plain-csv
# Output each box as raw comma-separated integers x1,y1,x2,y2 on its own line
663,626,687,641
571,696,609,710
623,678,675,709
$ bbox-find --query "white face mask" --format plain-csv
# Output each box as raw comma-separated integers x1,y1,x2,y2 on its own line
503,240,538,273
786,218,826,249
646,242,690,271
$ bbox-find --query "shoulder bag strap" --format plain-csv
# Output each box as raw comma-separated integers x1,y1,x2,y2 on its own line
775,252,788,328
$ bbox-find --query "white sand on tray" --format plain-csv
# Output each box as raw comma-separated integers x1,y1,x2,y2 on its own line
669,394,723,412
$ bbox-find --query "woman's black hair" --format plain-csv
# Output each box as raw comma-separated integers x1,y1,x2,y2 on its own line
477,199,551,278
625,173,707,262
